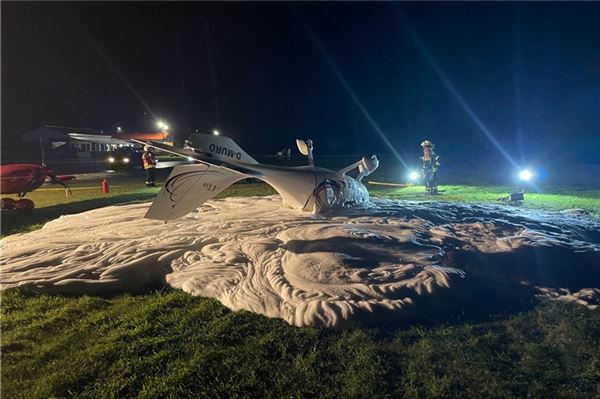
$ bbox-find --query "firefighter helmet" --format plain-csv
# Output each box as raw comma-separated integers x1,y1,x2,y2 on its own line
420,140,434,148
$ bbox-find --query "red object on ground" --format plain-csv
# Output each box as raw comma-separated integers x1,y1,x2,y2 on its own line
102,179,109,193
14,198,34,213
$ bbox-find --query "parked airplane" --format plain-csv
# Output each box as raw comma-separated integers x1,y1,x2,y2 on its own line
0,163,71,211
133,133,379,220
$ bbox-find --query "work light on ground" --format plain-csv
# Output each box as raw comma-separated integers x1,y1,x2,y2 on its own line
499,168,535,203
408,171,419,181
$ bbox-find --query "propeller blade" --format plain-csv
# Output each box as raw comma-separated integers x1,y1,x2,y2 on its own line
40,138,46,167
48,173,73,197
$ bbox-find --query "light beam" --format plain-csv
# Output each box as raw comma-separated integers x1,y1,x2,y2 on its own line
395,8,518,168
294,9,408,168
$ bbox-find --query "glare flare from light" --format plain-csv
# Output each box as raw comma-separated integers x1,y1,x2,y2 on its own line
519,169,532,181
396,9,518,168
295,9,408,168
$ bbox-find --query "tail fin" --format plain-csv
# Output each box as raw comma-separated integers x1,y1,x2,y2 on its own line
145,164,244,220
187,133,258,164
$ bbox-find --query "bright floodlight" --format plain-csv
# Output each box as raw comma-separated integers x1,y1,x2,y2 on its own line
519,169,533,181
156,120,166,129
408,171,419,181
116,126,122,132
213,130,220,136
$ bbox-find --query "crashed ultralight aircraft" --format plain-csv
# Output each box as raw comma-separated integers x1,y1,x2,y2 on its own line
133,133,379,220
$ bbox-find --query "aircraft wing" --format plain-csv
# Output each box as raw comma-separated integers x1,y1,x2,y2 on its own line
68,133,130,145
131,139,264,178
131,139,199,159
145,164,244,220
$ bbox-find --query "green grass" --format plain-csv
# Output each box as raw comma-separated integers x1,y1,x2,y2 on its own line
2,182,600,397
2,290,599,398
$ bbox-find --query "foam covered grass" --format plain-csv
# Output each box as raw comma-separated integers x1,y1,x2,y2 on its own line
3,181,600,397
0,181,274,236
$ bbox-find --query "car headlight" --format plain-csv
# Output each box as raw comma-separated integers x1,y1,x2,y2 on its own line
108,156,115,163
122,157,130,163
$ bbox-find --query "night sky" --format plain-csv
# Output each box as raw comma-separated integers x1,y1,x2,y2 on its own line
2,2,600,167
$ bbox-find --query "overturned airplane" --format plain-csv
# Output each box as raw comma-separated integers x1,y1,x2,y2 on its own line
135,134,379,220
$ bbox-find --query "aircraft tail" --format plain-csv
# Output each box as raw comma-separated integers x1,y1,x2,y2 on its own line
134,134,266,220
186,133,258,165
145,164,245,220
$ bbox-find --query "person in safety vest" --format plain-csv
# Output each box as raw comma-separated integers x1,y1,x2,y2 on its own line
420,140,440,194
142,145,157,187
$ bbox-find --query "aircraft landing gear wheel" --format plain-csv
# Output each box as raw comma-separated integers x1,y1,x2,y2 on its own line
1,198,17,210
14,199,35,213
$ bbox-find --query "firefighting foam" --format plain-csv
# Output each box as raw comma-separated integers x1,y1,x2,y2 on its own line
1,196,599,328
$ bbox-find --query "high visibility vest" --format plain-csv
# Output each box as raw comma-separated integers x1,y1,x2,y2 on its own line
421,149,432,161
142,152,155,169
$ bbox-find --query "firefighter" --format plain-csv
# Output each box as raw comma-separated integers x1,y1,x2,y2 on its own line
420,140,440,194
142,145,157,187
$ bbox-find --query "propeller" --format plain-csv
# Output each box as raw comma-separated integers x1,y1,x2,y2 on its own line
39,138,72,197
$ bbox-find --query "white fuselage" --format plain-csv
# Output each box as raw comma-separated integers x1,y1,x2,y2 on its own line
249,164,369,213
